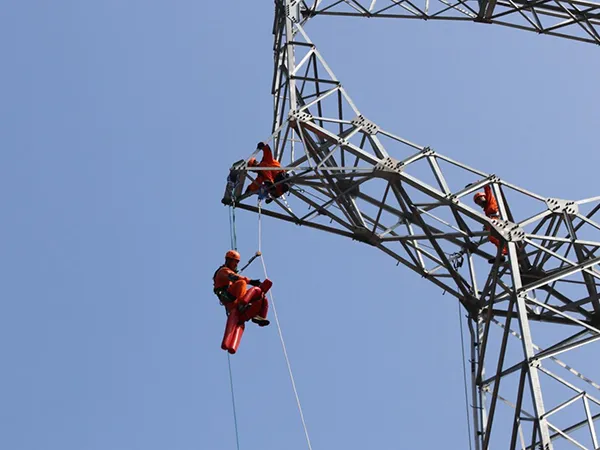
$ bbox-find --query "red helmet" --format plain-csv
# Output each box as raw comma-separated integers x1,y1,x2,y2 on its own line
473,192,486,204
248,158,258,167
225,250,241,261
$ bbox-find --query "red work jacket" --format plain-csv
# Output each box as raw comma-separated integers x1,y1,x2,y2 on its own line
213,266,248,290
257,144,282,183
483,185,500,219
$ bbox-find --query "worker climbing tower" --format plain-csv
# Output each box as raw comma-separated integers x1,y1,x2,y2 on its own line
223,1,600,448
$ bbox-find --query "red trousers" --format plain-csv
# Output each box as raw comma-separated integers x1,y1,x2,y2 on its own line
221,280,272,354
224,287,269,320
227,279,248,301
485,224,507,255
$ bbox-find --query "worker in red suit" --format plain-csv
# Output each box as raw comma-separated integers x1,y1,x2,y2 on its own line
245,142,290,203
213,250,271,354
213,250,270,327
474,185,508,263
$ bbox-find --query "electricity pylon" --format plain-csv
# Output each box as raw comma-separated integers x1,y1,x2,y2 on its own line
223,2,600,448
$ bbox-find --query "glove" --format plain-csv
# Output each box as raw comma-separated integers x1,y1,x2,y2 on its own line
256,142,265,149
249,279,262,287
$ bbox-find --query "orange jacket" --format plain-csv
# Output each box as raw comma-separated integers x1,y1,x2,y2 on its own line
257,144,282,183
213,266,249,290
483,185,500,219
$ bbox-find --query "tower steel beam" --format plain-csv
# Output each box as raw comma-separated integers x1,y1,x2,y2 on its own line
223,3,600,448
300,0,600,45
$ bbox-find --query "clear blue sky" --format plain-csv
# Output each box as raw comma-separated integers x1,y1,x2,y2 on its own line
1,2,598,450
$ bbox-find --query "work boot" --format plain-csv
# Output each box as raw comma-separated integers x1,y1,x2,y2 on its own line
251,316,270,327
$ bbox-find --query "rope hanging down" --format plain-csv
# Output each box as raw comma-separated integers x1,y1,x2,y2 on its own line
222,133,301,450
228,203,238,252
257,202,314,450
458,303,473,450
224,200,313,450
226,204,241,450
227,352,241,450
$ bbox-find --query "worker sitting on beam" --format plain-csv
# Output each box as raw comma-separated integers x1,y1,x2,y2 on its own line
245,142,290,203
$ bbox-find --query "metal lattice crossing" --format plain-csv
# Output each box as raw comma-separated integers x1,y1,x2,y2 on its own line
302,0,600,45
223,2,600,448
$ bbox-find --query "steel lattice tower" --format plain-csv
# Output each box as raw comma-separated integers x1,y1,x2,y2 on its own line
223,2,600,448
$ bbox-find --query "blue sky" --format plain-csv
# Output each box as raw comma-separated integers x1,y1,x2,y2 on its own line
1,2,598,450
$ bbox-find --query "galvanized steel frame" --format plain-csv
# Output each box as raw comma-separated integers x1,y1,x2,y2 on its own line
223,2,600,448
301,0,600,45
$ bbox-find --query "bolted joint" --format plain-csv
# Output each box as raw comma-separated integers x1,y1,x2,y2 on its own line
374,156,403,176
545,198,579,215
421,147,435,156
286,0,300,22
490,219,526,242
530,359,541,369
289,110,313,123
351,115,379,135
446,193,459,204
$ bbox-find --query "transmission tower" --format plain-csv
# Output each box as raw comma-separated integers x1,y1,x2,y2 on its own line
223,2,600,448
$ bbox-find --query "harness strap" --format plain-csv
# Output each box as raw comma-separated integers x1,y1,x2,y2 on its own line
214,286,236,305
213,265,237,305
212,264,226,282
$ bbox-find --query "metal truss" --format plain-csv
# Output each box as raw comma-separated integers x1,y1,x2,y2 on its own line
300,0,600,45
223,2,600,448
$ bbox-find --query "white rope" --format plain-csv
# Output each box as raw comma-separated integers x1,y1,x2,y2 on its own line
258,201,263,252
257,202,314,450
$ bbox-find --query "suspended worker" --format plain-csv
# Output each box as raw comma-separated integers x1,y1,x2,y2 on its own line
213,250,272,354
245,142,290,203
474,184,508,263
213,250,270,326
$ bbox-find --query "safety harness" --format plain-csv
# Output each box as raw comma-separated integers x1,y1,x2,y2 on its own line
212,265,237,305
